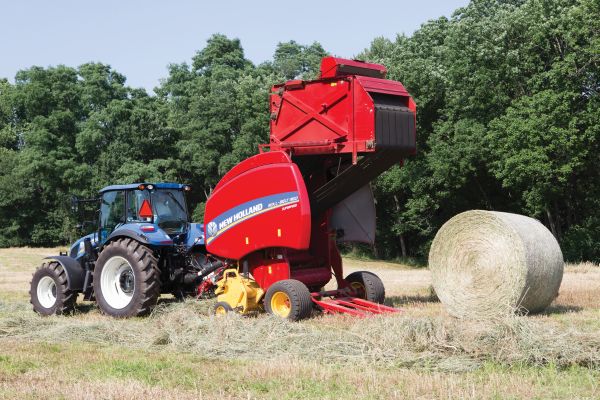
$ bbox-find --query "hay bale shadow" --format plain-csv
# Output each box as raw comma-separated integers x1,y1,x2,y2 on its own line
540,304,583,315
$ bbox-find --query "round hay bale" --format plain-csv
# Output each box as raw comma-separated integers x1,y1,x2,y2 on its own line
429,210,564,318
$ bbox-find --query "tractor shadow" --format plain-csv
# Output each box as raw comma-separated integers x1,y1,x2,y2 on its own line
73,296,183,315
73,302,97,314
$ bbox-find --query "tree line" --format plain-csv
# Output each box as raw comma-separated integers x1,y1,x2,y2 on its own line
0,0,598,262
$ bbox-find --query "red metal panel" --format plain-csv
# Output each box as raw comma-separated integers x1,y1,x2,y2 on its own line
248,254,291,291
204,152,311,260
214,151,292,191
320,57,387,79
354,76,410,97
268,64,415,159
270,78,354,153
290,267,332,288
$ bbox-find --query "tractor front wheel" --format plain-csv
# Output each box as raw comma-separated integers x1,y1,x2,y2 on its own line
30,262,77,315
264,279,312,321
345,271,385,304
93,238,161,318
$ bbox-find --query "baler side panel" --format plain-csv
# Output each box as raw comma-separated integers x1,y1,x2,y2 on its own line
214,151,292,192
204,153,311,260
270,79,356,155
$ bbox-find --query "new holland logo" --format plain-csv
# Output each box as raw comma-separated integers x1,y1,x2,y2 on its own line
206,191,300,244
206,222,218,238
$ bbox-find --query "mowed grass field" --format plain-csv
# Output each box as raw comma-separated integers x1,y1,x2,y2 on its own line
1,248,599,399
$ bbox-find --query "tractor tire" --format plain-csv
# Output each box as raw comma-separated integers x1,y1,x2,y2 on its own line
30,261,77,316
93,238,161,318
213,301,234,316
264,279,312,321
345,271,385,304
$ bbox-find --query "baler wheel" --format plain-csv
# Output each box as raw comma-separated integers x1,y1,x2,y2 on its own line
30,262,77,316
265,279,312,321
213,301,233,315
345,271,385,304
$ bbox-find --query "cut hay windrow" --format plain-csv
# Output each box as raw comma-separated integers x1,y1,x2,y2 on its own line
1,300,599,371
429,210,564,318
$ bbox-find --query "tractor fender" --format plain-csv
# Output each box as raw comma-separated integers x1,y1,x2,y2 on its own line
44,256,85,291
105,229,151,246
104,226,174,248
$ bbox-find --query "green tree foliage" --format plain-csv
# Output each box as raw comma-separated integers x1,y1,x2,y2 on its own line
0,34,325,246
363,0,599,260
0,2,597,262
273,40,328,80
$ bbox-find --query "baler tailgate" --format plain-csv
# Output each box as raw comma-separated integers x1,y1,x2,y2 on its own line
312,295,400,317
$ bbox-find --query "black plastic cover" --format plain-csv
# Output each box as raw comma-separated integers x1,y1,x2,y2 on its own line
371,93,416,153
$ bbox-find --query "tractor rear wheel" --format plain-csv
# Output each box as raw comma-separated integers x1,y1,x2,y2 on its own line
30,262,77,315
264,279,312,321
93,238,161,318
345,271,385,304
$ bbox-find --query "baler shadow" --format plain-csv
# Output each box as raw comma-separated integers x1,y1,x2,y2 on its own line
385,294,439,307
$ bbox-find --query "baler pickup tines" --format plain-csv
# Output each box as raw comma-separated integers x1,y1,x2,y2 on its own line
312,292,400,317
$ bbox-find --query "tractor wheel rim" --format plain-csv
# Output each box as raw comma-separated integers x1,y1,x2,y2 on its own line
270,292,291,318
101,256,135,309
37,276,57,309
350,282,366,298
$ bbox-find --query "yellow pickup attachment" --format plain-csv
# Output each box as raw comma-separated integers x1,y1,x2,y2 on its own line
213,268,264,315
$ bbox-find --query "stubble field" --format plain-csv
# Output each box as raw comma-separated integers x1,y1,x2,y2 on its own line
0,247,599,399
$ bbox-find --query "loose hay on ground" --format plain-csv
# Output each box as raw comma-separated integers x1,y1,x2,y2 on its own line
1,300,598,371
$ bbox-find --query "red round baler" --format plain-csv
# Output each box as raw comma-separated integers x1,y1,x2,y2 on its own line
205,57,416,320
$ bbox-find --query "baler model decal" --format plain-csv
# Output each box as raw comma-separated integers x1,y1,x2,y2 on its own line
206,191,300,244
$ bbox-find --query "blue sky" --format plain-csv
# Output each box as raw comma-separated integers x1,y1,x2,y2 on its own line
1,0,469,91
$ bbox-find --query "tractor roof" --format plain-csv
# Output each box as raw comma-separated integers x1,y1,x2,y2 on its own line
99,182,186,193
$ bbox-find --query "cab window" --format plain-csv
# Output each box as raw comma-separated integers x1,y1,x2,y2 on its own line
100,191,125,242
126,190,151,222
151,190,188,235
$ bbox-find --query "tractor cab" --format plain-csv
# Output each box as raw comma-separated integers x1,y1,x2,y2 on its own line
98,183,192,244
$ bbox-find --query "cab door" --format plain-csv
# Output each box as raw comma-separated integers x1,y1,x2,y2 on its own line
99,190,125,244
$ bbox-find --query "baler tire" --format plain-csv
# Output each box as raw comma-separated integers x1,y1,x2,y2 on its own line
265,279,312,321
30,261,77,316
213,301,234,315
345,271,385,304
93,238,161,318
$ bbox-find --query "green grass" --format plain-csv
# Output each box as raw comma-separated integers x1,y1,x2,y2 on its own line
0,355,38,375
1,341,599,399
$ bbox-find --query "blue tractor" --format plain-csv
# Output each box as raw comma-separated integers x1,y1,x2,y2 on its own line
29,183,223,317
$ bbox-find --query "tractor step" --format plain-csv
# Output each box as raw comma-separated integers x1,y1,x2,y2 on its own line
311,294,400,317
